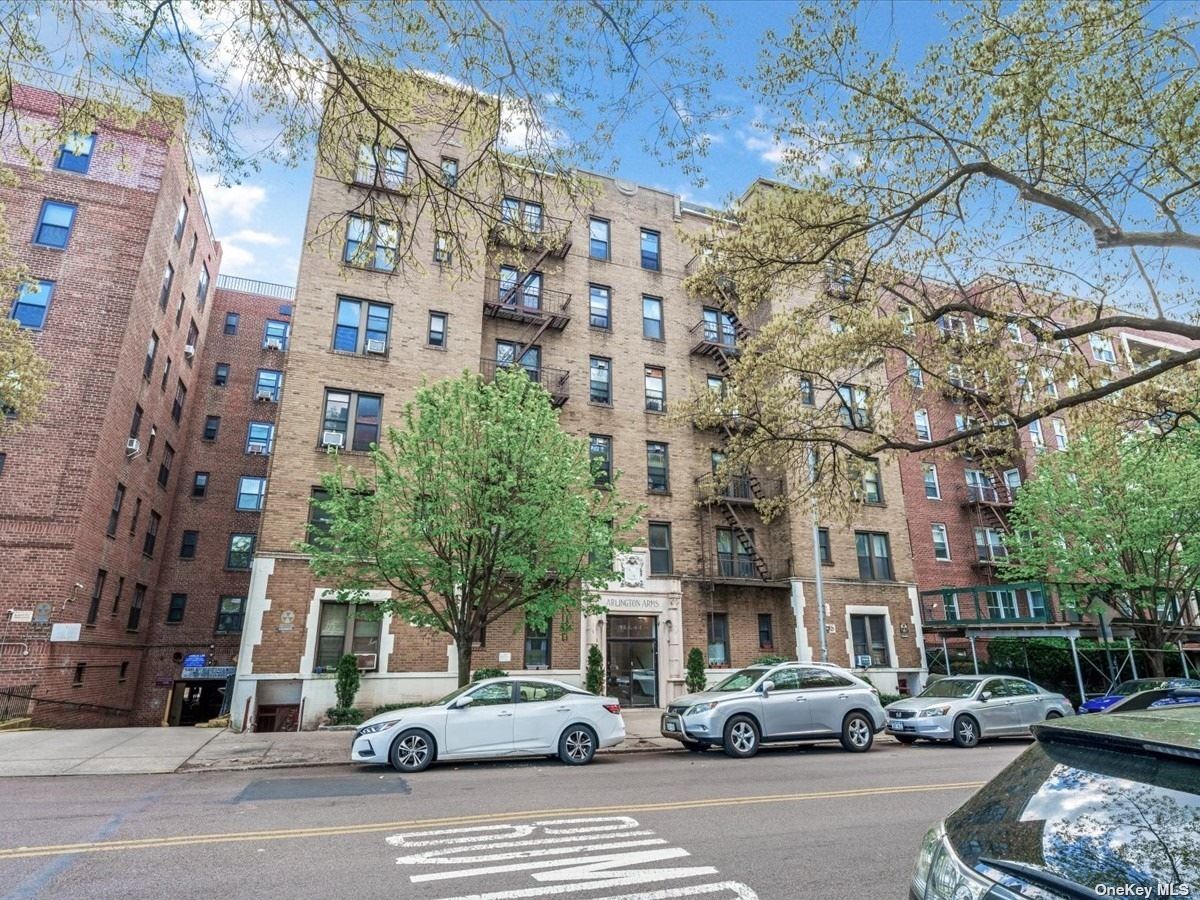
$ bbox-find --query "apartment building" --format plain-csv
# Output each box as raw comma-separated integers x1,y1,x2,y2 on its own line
230,91,927,730
0,83,222,725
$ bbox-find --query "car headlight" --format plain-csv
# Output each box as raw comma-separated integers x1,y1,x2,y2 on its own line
686,701,718,716
920,705,952,717
913,823,990,900
357,720,399,735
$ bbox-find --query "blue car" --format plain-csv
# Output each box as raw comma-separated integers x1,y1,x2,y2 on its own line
1078,677,1200,713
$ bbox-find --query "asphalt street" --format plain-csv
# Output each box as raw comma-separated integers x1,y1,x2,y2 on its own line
0,737,1031,900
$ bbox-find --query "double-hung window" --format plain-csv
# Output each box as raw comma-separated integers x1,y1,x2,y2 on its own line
975,527,1007,562
914,409,932,442
1028,419,1045,449
35,200,76,248
1052,418,1069,449
171,379,187,424
158,443,174,488
702,307,736,347
498,265,541,309
355,144,408,188
322,390,382,451
837,384,870,428
859,460,883,503
87,570,106,625
524,624,550,669
106,484,125,536
227,533,255,570
1090,334,1117,364
589,435,612,487
644,366,666,412
643,296,664,339
427,312,447,347
931,523,951,560
10,280,54,329
236,476,267,511
646,442,669,493
166,594,187,624
850,614,891,667
173,199,188,244
334,296,391,353
263,319,289,349
196,264,210,309
343,215,398,271
192,472,209,498
246,421,275,454
224,313,239,335
589,218,610,260
143,511,161,557
216,597,245,634
855,531,893,580
716,527,756,579
159,263,174,311
314,601,382,672
500,197,543,232
640,229,661,270
180,530,199,559
965,469,998,503
923,463,941,499
648,523,673,574
707,613,729,666
589,356,611,404
589,284,611,329
255,369,283,402
56,132,95,173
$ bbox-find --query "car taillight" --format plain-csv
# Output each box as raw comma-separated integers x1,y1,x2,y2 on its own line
603,703,621,715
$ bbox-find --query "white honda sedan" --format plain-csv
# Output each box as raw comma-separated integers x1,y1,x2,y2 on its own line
351,677,627,772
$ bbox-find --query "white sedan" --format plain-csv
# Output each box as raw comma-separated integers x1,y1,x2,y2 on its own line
351,677,627,772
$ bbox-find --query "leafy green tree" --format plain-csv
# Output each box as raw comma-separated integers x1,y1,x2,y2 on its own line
1005,426,1200,675
334,652,361,710
0,316,50,435
585,644,605,696
685,647,707,694
306,367,637,686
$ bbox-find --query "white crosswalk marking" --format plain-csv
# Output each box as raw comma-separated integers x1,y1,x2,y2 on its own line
386,816,759,900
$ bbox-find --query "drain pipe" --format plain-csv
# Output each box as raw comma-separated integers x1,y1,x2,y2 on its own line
808,448,828,663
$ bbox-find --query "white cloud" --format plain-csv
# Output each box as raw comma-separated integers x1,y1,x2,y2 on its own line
227,228,285,246
198,173,267,225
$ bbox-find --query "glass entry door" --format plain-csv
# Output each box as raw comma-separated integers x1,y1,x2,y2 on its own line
606,615,659,708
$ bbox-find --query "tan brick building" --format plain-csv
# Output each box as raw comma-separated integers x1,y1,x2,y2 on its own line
231,94,927,730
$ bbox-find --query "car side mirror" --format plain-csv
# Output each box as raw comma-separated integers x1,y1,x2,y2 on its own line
759,680,775,697
980,691,992,702
452,695,474,709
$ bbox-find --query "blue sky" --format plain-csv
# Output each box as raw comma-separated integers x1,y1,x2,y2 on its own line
206,1,947,286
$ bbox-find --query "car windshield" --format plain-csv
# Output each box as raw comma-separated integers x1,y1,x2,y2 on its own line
1112,678,1195,696
919,679,980,699
710,669,766,692
432,684,477,706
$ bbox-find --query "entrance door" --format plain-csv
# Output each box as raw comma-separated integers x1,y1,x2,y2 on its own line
607,615,658,708
172,680,226,726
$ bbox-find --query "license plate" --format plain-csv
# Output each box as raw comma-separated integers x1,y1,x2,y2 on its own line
895,723,911,731
665,721,678,732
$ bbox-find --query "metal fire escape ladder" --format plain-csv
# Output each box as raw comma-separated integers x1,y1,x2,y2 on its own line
719,499,770,581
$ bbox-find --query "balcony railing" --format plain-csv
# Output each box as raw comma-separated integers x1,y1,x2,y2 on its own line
351,166,414,194
701,552,791,585
974,543,1009,565
479,357,569,407
483,278,571,330
962,483,1013,506
695,473,784,504
488,210,572,257
919,583,1057,629
688,319,743,357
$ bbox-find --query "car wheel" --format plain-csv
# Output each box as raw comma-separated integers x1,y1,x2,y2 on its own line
559,725,597,765
895,735,918,745
389,729,435,773
722,715,760,759
951,715,980,748
1046,710,1063,720
682,739,709,753
840,712,875,753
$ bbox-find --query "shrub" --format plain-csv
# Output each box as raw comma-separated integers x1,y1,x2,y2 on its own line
585,644,604,694
325,706,365,726
878,693,903,706
372,702,423,716
335,653,361,710
753,654,789,666
471,667,508,682
685,648,707,693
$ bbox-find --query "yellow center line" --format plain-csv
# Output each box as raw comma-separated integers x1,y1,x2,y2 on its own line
0,781,982,860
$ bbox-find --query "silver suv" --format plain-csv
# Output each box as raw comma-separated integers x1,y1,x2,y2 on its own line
660,662,886,758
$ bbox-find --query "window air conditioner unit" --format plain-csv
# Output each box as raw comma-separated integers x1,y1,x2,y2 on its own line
264,338,284,351
184,344,196,359
125,437,141,456
321,430,345,449
855,655,874,669
364,338,386,355
247,442,269,455
255,389,275,402
354,652,377,671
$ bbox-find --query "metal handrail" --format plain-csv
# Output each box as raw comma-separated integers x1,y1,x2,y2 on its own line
484,277,571,314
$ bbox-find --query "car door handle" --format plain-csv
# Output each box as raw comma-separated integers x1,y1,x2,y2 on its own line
837,693,849,699
795,696,807,702
555,706,570,711
497,710,514,717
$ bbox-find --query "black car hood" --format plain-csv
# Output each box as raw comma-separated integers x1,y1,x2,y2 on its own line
945,737,1200,894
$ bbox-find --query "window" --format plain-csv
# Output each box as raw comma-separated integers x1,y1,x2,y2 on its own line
923,464,941,499
203,415,220,441
758,613,774,650
495,340,540,378
224,312,239,335
196,264,210,309
73,663,86,685
166,593,187,624
173,199,188,244
975,527,1007,562
143,331,159,379
343,215,398,271
355,143,408,188
914,409,932,442
192,471,209,498
817,527,832,565
906,358,924,387
898,305,914,334
589,284,611,329
127,584,146,631
129,497,141,535
937,314,967,339
333,296,391,353
707,613,729,666
589,218,610,260
859,460,883,503
236,476,267,511
1003,468,1022,494
707,374,726,396
160,355,173,391
263,319,289,349
498,265,542,309
702,307,736,347
246,421,275,454
799,377,815,406
86,570,106,625
180,530,199,559
642,296,664,340
1041,366,1058,400
119,661,129,681
964,468,998,502
440,157,458,187
129,405,143,441
427,311,447,348
157,442,174,488
1028,419,1044,449
829,316,844,334
143,510,161,557
314,601,382,671
321,390,381,451
434,232,452,264
647,523,673,575
1007,320,1023,343
308,488,332,539
188,232,198,264
837,384,870,429
255,369,283,402
146,426,156,459
34,200,76,248
1052,418,1069,450
855,531,893,580
9,279,54,330
1090,334,1117,364
214,363,229,387
644,365,666,412
640,229,661,270
850,614,891,667
56,132,95,173
159,263,174,311
111,577,124,614
171,380,186,424
931,523,951,560
227,533,255,570
589,435,612,486
106,484,125,536
716,527,756,578
646,442,669,493
500,196,543,231
216,596,245,634
524,623,550,669
954,413,978,433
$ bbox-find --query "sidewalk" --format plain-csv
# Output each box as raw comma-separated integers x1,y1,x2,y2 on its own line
0,707,679,777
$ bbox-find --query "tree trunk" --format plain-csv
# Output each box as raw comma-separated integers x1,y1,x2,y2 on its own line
456,639,473,687
1136,625,1166,677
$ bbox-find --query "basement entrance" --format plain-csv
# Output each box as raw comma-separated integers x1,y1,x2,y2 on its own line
169,680,226,726
606,615,659,708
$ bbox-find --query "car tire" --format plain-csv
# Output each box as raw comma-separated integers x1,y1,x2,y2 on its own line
1046,710,1063,720
722,715,760,759
559,725,597,765
895,735,918,745
951,714,980,748
682,739,709,753
840,711,875,752
389,728,435,773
